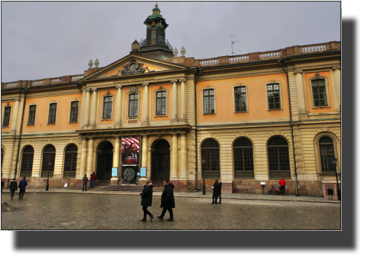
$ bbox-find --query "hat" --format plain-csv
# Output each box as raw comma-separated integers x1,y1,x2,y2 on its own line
214,180,218,183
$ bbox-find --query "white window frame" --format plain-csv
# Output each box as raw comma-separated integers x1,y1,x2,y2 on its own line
68,100,80,123
27,104,37,126
202,86,217,115
47,102,58,125
232,84,249,113
309,75,331,109
154,87,169,117
265,82,283,111
126,87,141,120
2,104,12,127
101,92,114,120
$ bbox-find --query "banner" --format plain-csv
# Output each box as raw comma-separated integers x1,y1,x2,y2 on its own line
121,137,140,165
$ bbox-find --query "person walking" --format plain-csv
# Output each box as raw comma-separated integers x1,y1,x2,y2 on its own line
18,177,28,200
279,177,286,196
157,180,175,221
211,180,220,204
1,179,4,193
82,174,88,191
9,178,17,200
90,172,96,188
218,180,222,204
140,181,154,222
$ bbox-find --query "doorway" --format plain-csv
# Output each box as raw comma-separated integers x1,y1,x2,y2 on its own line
96,141,113,180
152,139,170,182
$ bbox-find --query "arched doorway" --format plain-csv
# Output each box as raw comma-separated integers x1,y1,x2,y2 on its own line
152,139,170,182
96,141,113,180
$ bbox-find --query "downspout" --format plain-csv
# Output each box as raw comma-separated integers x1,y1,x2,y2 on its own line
278,59,299,196
13,84,29,179
194,67,202,190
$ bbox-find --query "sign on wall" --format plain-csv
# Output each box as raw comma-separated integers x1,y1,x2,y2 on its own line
121,137,140,165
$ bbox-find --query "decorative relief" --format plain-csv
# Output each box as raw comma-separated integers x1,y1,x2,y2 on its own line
171,79,178,83
85,88,91,92
332,66,341,71
112,59,155,76
142,82,149,86
116,84,122,89
315,73,320,77
294,69,303,74
270,79,275,83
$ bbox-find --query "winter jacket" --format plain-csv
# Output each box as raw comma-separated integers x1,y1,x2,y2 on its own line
213,182,221,196
83,175,88,184
279,178,286,186
9,180,17,190
140,184,153,207
18,179,28,189
90,173,96,180
160,183,175,209
218,182,222,195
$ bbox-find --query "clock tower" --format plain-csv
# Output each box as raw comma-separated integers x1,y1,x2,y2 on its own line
139,3,174,60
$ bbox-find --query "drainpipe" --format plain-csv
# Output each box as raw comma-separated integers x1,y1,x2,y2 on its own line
278,59,299,196
76,78,83,93
194,67,202,190
13,84,29,179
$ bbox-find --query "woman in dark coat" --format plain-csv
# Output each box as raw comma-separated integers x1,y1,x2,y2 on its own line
9,178,18,200
82,174,88,191
140,181,154,221
211,180,220,204
157,180,175,221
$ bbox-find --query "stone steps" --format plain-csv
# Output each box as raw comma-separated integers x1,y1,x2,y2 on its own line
95,185,165,192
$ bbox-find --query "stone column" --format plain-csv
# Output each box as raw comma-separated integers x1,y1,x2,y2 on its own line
333,66,341,111
89,88,97,128
141,135,148,168
294,69,306,114
80,138,87,178
111,137,120,184
115,85,122,127
141,82,149,126
84,88,91,127
180,133,187,179
86,137,94,176
170,134,178,180
10,99,20,134
147,148,152,180
179,79,187,122
171,79,178,123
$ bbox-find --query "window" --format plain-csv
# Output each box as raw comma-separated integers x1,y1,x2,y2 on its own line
48,103,57,124
201,139,220,179
128,94,139,118
70,101,79,123
268,136,290,179
312,79,327,107
64,144,78,178
234,138,254,179
234,86,247,112
319,137,336,172
103,96,113,119
156,91,167,115
28,105,36,125
41,145,55,178
267,83,281,110
203,89,215,114
20,146,34,177
151,28,157,45
2,106,11,127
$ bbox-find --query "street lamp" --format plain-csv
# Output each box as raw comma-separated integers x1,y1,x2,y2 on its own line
332,157,340,201
46,161,52,191
202,157,206,195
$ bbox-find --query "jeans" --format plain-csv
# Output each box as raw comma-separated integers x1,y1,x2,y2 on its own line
82,183,87,191
19,188,25,199
160,208,173,219
90,180,94,188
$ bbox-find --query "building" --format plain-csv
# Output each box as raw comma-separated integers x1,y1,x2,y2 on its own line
1,3,341,197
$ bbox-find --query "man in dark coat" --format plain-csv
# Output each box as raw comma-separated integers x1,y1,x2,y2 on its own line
157,180,175,221
140,181,154,221
212,180,220,204
9,178,17,200
1,179,4,193
82,174,88,191
18,176,28,200
218,180,222,204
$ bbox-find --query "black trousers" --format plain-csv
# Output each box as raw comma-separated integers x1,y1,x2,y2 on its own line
10,189,16,199
212,194,218,203
19,188,25,199
218,194,221,203
280,186,285,195
82,183,87,191
142,205,153,219
160,208,173,219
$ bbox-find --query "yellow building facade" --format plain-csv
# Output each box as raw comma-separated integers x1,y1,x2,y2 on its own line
1,4,341,197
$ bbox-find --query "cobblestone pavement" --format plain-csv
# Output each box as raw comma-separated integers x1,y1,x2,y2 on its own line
1,192,341,230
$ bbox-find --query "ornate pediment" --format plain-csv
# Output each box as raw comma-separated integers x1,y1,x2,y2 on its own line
112,59,155,76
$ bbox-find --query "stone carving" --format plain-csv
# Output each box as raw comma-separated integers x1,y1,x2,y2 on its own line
112,59,155,76
181,46,186,57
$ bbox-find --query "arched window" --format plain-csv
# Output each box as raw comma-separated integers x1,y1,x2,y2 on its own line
319,137,336,172
64,144,78,178
41,145,55,178
268,136,290,179
234,138,254,179
201,139,220,179
21,146,34,177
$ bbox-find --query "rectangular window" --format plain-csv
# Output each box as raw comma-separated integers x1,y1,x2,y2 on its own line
151,29,157,45
234,86,247,112
103,96,113,119
48,103,57,124
128,94,139,117
203,89,215,114
312,79,327,106
2,107,11,126
267,84,281,110
156,91,166,115
70,101,79,123
28,105,36,125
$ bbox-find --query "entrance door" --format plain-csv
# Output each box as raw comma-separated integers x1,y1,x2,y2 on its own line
152,139,170,180
97,142,113,180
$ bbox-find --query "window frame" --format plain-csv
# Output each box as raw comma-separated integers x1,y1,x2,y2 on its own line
69,100,80,123
265,82,283,111
41,145,56,178
63,144,78,178
202,87,216,115
2,105,11,127
232,85,249,113
201,138,220,179
267,136,291,180
27,104,37,126
314,132,340,175
309,75,331,108
101,93,114,120
154,88,168,117
47,102,58,125
20,145,34,177
128,93,139,119
233,137,254,179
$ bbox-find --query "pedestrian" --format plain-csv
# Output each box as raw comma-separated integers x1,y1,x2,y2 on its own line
157,180,175,221
279,177,286,196
140,181,154,222
211,180,220,204
82,174,88,191
90,172,96,188
9,178,17,200
218,180,222,204
18,176,28,200
1,179,4,193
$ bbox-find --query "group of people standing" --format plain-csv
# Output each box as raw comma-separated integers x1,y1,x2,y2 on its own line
7,177,28,200
212,179,222,204
81,172,96,191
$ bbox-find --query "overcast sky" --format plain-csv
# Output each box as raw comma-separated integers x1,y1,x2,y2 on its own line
1,1,341,83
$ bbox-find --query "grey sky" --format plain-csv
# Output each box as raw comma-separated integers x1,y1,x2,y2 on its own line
1,1,340,83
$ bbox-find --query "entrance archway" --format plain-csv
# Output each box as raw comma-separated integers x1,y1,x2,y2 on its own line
96,141,113,180
151,139,170,182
